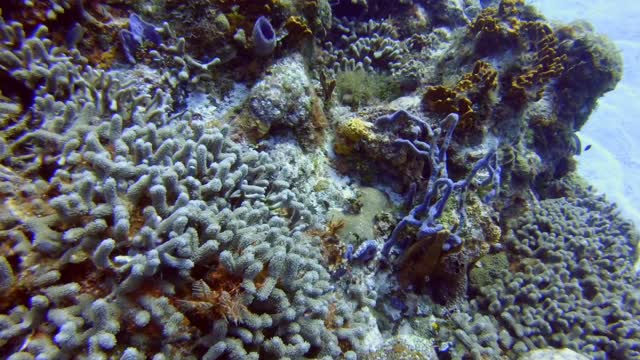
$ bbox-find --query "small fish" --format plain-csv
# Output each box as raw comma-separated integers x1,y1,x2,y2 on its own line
584,144,592,151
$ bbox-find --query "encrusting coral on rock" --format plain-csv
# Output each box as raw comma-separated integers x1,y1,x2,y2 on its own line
0,0,635,359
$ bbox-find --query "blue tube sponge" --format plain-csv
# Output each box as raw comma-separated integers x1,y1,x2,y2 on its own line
252,16,276,56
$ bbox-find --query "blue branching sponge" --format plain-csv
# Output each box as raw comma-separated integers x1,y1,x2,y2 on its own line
377,111,501,256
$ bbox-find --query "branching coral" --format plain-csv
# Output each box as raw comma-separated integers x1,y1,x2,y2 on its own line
0,1,631,359
0,12,367,359
319,17,406,77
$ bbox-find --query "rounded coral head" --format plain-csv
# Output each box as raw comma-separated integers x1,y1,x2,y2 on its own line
253,16,276,56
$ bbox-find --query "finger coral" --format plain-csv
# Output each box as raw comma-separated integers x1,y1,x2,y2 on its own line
0,12,367,359
472,193,640,359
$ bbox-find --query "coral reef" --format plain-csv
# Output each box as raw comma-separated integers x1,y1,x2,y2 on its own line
447,311,503,359
320,17,406,76
329,187,390,244
334,69,400,108
130,0,332,70
521,348,590,360
0,0,635,359
422,59,498,141
554,20,623,130
119,13,162,64
366,334,437,360
420,0,622,201
471,192,640,359
0,11,366,359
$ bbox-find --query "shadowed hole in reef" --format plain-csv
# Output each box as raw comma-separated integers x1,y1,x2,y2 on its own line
330,1,367,18
0,68,35,112
58,261,116,299
38,156,62,183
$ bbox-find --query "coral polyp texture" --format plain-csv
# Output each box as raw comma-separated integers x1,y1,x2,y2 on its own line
471,193,640,359
0,10,364,359
0,0,635,359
